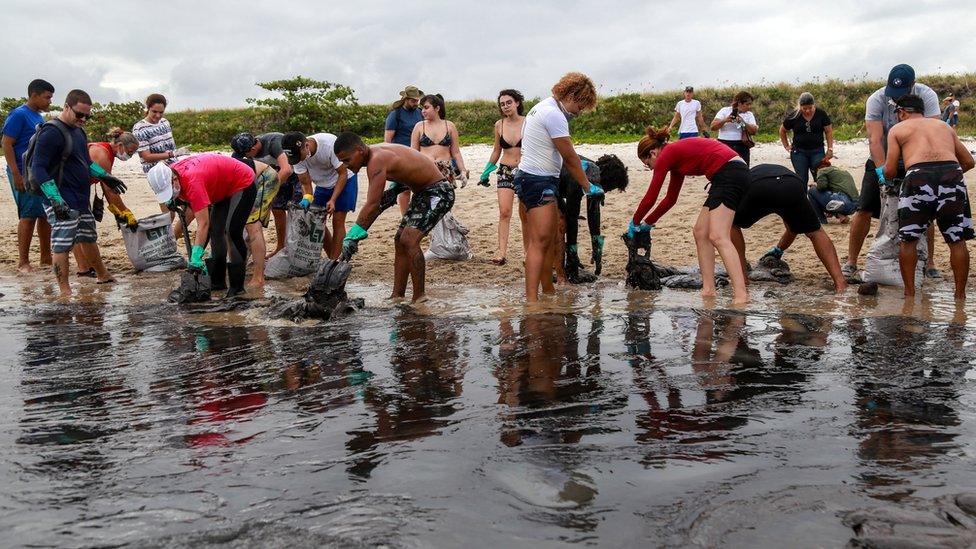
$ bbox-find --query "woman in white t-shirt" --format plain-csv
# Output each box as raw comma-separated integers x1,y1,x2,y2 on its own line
710,91,759,165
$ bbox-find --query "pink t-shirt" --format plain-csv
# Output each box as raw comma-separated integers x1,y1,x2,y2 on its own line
171,153,254,212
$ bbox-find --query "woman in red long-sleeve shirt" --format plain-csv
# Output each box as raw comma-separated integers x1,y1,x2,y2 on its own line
631,126,750,303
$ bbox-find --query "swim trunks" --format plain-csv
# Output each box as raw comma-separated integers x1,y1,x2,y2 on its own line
271,172,302,210
898,160,974,244
45,207,97,253
247,166,281,227
496,164,516,190
399,180,455,235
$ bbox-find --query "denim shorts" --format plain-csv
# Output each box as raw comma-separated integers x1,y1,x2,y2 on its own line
513,169,559,210
7,167,46,219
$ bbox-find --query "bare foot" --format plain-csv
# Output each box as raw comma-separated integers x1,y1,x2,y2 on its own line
834,281,849,294
411,294,429,304
246,277,265,288
701,288,718,298
17,263,34,274
731,293,749,306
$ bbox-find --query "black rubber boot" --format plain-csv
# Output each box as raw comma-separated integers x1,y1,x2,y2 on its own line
590,234,605,275
207,258,227,291
225,263,246,298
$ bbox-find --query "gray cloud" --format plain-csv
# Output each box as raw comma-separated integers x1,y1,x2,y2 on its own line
1,0,971,109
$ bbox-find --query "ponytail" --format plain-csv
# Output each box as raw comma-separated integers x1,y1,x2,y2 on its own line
637,126,669,159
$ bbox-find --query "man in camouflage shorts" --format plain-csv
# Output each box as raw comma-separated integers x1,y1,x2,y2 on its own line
884,94,976,298
334,132,455,302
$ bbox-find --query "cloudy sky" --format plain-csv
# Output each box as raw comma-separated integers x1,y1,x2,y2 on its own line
3,0,972,110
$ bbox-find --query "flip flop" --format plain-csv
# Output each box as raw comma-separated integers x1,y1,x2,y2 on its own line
490,257,507,266
96,278,116,285
76,268,97,278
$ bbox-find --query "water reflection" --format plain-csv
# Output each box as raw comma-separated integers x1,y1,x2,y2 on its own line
347,310,466,479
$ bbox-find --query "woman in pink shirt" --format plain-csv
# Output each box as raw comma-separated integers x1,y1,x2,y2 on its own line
630,126,750,303
147,153,256,297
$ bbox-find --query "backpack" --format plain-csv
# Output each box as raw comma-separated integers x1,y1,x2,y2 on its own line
21,119,73,197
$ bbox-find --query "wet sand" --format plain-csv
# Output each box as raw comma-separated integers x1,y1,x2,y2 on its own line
3,139,976,299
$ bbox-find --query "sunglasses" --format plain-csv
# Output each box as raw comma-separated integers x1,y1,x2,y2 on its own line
70,107,91,120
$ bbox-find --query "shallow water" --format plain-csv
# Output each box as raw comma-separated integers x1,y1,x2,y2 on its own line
1,275,975,548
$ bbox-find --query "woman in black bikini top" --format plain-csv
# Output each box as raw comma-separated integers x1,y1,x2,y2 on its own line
480,89,526,265
410,93,468,183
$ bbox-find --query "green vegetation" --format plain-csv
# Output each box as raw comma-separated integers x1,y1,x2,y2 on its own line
3,74,972,147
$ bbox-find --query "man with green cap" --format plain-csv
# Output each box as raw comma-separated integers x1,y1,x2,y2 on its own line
384,85,424,214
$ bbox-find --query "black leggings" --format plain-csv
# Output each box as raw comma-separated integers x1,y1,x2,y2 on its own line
210,184,256,268
719,139,751,166
563,185,602,246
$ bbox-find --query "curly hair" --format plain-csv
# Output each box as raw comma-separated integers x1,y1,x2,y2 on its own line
551,72,597,111
595,154,628,192
636,126,670,160
497,89,525,116
733,91,754,105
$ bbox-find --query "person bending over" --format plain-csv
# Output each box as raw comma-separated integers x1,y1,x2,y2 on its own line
630,127,749,303
733,164,847,293
884,94,975,299
335,133,455,303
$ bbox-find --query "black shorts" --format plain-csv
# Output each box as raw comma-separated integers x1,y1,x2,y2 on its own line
898,161,974,243
271,172,302,210
734,169,821,234
703,160,748,211
857,159,905,218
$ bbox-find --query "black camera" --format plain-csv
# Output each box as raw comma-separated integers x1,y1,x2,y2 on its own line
730,106,739,118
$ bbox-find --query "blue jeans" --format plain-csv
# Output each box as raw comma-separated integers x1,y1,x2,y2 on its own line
790,148,826,185
807,187,855,223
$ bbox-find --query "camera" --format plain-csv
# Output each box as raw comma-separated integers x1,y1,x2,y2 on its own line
730,106,739,118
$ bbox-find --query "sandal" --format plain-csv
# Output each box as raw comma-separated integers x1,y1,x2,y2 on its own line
96,278,116,285
490,257,507,266
77,268,97,278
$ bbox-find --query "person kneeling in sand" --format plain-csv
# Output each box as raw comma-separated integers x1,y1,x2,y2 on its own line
883,94,976,299
731,164,848,293
334,132,455,303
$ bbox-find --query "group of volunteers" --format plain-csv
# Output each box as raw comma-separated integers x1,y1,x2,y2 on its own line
3,63,972,304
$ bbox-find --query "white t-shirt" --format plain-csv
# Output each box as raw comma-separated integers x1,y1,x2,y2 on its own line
518,97,570,177
675,99,701,134
713,106,757,140
292,133,354,189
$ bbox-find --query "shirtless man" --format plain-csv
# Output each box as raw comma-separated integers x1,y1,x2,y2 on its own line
884,94,976,299
334,132,455,302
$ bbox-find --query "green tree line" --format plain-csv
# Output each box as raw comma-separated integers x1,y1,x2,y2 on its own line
2,74,972,148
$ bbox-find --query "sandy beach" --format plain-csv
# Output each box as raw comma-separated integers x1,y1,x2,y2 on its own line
3,139,976,292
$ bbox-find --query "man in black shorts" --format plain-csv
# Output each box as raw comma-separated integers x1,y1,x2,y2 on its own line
334,132,454,302
732,164,847,293
884,94,976,298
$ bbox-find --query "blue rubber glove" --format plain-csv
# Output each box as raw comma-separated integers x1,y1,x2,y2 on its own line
299,193,313,210
626,220,653,239
587,182,605,197
189,244,207,273
762,246,784,260
875,167,888,187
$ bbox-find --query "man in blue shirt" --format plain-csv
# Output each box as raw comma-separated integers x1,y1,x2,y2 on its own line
384,85,424,213
30,89,127,296
2,79,54,273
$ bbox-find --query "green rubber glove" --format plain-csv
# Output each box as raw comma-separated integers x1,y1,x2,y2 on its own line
189,244,207,273
480,162,498,180
345,223,369,242
40,179,74,220
89,162,127,194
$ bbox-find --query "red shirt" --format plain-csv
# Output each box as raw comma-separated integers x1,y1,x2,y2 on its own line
88,142,115,186
171,153,255,212
633,138,738,225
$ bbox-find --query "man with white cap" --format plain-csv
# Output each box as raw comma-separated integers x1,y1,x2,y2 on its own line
148,154,256,297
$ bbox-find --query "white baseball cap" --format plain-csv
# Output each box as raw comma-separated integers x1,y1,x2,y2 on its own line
148,162,175,203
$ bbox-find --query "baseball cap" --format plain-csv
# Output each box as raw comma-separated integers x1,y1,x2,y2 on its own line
885,64,915,99
684,86,694,93
894,94,925,113
281,131,307,165
230,132,257,155
148,162,174,203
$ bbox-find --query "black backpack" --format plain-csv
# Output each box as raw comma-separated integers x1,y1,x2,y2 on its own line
21,119,73,197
